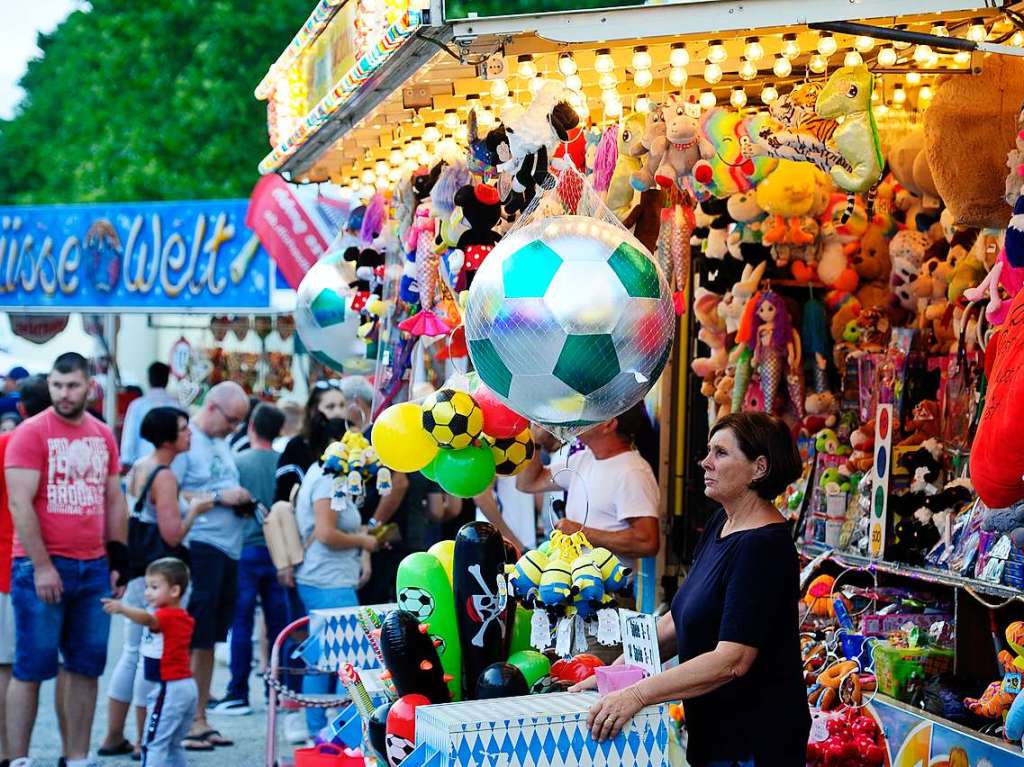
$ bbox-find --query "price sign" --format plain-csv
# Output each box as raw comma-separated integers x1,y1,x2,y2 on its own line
619,609,660,677
869,404,893,559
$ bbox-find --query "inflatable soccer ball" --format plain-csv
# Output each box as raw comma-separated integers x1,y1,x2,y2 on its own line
421,389,484,450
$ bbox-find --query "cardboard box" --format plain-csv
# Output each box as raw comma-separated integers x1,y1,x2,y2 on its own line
415,692,670,767
309,603,395,671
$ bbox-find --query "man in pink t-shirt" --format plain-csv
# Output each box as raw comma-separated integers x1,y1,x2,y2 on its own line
4,352,129,767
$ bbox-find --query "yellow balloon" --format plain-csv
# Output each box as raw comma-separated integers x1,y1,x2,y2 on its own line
428,539,455,584
371,403,439,472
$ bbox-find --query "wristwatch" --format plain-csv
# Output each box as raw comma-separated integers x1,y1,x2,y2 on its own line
213,491,222,506
368,518,380,529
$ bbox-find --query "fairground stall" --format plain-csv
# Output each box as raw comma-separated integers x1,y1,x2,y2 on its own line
252,0,1024,764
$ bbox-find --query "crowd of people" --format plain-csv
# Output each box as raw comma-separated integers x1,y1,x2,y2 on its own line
0,351,666,766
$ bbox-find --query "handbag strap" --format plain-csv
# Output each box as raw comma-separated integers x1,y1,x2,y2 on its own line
133,465,170,516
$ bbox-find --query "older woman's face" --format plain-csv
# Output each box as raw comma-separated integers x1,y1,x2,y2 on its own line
700,427,760,503
174,417,192,453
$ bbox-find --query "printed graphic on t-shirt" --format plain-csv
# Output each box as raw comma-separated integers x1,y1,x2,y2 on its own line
45,436,110,516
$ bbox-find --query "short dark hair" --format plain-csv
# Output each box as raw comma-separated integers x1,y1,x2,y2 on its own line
146,557,190,594
148,362,171,389
251,403,285,442
52,352,90,377
141,406,189,448
19,374,52,417
709,412,802,500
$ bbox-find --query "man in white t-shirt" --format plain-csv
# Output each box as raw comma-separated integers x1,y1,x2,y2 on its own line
516,403,660,562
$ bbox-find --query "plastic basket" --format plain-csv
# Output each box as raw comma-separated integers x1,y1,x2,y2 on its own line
294,744,364,767
873,643,953,701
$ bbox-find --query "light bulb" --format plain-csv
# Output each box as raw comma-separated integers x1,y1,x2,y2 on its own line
422,123,440,143
913,44,933,63
871,89,879,102
403,159,417,174
781,34,801,59
575,99,589,118
517,55,536,79
918,85,933,103
388,167,401,182
477,107,494,127
568,91,583,109
707,40,727,64
967,19,987,43
930,23,949,37
738,59,757,80
855,35,875,52
595,48,614,74
375,160,388,176
558,52,577,77
443,109,458,130
361,169,376,185
417,150,431,166
528,74,544,96
892,27,911,50
744,37,765,62
389,149,403,165
403,141,418,159
604,99,623,117
455,124,468,141
670,43,689,68
598,72,617,90
699,89,717,109
773,55,792,78
634,68,653,88
601,88,620,105
809,54,827,73
953,50,971,66
760,84,779,104
490,78,509,99
730,87,747,108
362,184,376,198
703,62,723,84
1013,31,1024,47
906,71,921,85
877,46,897,67
876,103,889,116
817,34,837,56
632,46,652,71
565,74,582,92
844,51,863,67
892,85,906,104
438,138,458,157
924,50,939,68
636,95,651,113
669,67,688,87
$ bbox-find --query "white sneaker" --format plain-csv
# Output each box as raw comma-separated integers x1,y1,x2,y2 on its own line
284,710,310,744
11,758,34,767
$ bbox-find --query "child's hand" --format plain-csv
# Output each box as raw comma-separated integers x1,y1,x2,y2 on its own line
101,598,122,616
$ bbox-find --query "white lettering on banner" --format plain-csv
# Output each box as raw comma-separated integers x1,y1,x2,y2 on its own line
270,188,309,234
261,209,315,274
45,436,109,518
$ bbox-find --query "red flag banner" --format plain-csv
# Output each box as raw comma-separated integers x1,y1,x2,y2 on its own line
246,175,329,289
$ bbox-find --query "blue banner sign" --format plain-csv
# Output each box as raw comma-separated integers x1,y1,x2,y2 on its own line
0,199,277,312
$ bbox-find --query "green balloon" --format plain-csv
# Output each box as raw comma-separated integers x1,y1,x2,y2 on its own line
509,604,533,656
420,456,438,482
434,444,495,498
507,650,551,689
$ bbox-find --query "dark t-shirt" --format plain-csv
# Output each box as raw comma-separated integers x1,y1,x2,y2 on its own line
671,509,809,766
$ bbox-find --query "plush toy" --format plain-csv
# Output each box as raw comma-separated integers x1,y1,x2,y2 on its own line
345,246,386,312
964,650,1018,719
648,93,714,191
691,108,777,200
847,421,875,473
718,261,766,335
624,188,667,255
726,191,771,266
851,224,892,309
748,82,843,174
755,160,828,273
963,246,1024,326
451,184,502,291
888,230,932,311
925,54,1024,228
605,113,647,221
888,129,943,224
699,196,732,261
691,288,729,388
747,290,802,415
630,108,667,192
898,400,941,447
802,574,848,618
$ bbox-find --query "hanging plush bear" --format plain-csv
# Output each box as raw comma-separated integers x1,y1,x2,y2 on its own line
449,184,502,291
344,247,386,313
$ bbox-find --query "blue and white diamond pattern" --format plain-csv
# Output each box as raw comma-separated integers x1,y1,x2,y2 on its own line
311,603,395,671
415,692,670,767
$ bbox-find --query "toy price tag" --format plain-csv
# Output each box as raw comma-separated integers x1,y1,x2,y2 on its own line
530,611,551,651
596,608,621,646
573,615,590,655
555,616,574,657
619,609,660,677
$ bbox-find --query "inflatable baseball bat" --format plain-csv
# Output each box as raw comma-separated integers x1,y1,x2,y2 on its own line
452,521,513,699
396,551,463,701
379,610,452,704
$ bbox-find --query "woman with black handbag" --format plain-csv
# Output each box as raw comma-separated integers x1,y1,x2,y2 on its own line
98,406,214,759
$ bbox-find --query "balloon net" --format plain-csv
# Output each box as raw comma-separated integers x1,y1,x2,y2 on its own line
464,163,676,444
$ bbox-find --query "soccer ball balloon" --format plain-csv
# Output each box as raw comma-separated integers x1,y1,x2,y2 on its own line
488,429,536,476
422,389,484,450
397,586,436,621
464,215,674,434
294,255,374,373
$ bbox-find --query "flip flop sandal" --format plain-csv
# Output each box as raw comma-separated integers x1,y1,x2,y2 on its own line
182,736,216,751
98,739,134,756
191,728,235,747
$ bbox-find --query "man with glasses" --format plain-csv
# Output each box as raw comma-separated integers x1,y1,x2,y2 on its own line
171,382,252,750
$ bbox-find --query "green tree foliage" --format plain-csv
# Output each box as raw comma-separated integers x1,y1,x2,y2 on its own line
0,0,312,204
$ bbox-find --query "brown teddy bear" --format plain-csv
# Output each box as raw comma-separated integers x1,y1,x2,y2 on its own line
924,54,1024,228
853,224,892,308
898,399,942,446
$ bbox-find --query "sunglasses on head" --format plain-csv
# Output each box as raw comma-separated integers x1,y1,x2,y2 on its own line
314,380,342,391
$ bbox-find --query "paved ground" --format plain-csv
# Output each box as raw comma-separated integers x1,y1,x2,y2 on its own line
27,616,283,767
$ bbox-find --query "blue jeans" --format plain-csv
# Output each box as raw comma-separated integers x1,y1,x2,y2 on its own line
11,556,112,681
296,584,359,734
226,545,290,702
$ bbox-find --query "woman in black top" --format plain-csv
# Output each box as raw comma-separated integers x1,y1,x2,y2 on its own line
274,383,348,503
577,412,810,766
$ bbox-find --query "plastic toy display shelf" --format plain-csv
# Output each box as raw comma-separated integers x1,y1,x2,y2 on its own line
799,542,1023,602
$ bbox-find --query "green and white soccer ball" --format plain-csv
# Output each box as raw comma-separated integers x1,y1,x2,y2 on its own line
464,215,674,434
295,255,374,374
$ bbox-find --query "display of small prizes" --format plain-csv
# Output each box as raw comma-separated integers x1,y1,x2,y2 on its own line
464,215,674,436
294,254,372,373
433,443,496,498
488,428,536,476
474,383,529,438
372,402,439,473
422,388,484,449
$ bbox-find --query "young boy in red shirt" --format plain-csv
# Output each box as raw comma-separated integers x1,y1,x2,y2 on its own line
103,558,196,767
